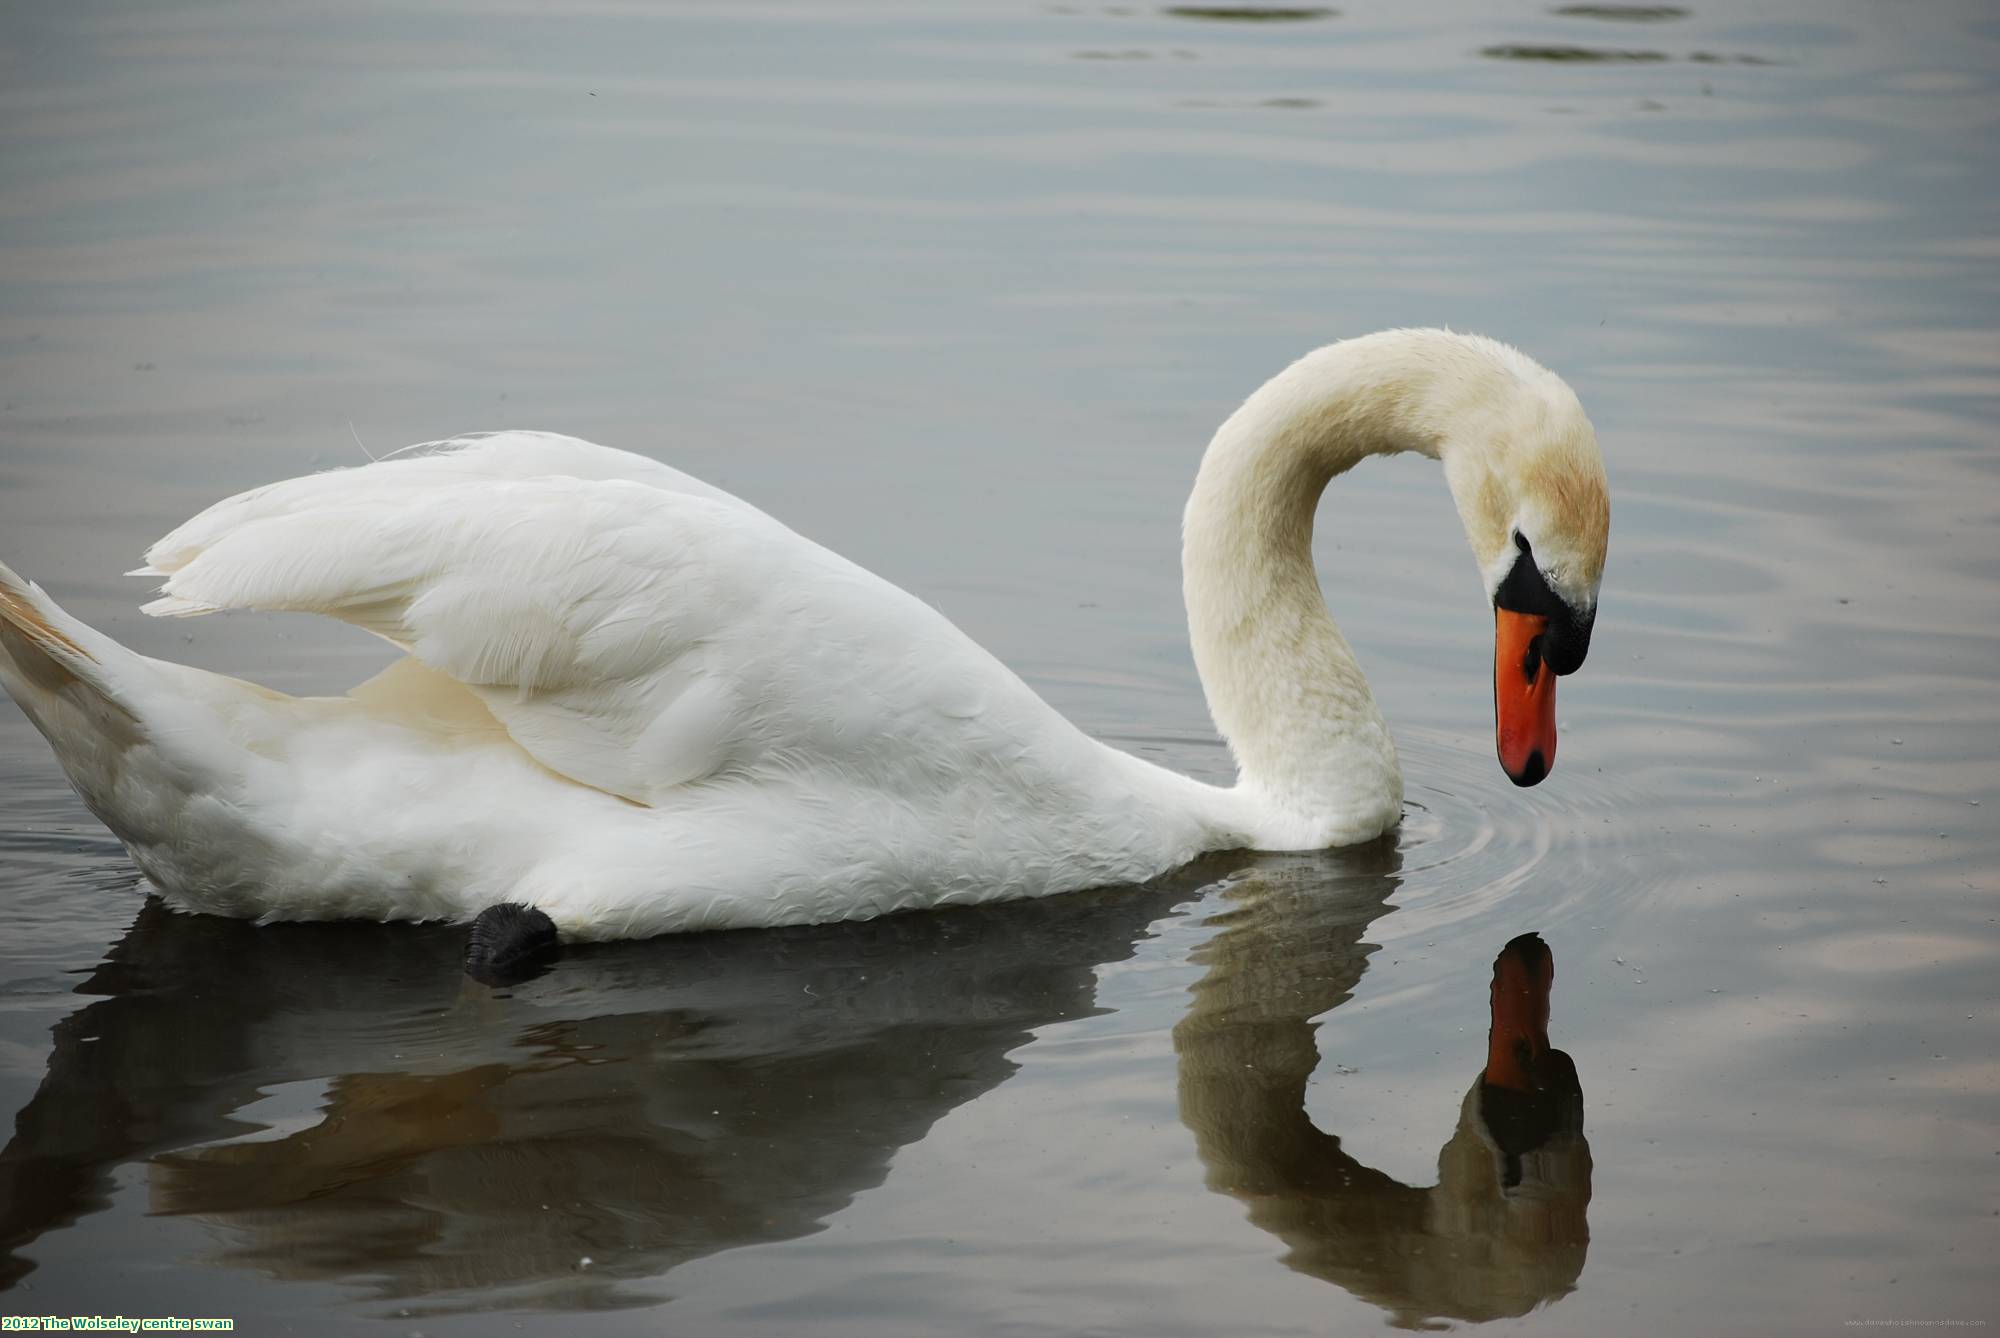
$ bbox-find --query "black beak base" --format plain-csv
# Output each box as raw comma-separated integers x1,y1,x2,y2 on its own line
1495,535,1593,676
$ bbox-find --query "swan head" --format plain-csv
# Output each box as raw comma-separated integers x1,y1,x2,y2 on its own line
1437,352,1609,787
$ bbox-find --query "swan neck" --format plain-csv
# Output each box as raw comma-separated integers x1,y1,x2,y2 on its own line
1182,338,1463,845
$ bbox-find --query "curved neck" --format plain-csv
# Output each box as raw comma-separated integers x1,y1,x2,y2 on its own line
1182,332,1485,845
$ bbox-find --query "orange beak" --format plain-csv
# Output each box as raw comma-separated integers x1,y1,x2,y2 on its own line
1485,933,1554,1092
1494,608,1557,786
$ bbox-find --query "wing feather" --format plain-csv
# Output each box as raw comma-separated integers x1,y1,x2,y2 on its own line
143,430,740,577
138,438,801,804
138,431,1050,810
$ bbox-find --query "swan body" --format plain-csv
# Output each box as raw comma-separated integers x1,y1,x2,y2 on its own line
0,329,1607,940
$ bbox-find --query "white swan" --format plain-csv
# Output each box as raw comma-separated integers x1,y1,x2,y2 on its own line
0,329,1608,942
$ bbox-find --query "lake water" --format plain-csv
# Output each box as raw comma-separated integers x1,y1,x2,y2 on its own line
1,1,1996,1332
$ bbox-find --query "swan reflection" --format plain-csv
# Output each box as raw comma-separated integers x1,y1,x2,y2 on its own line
3,852,1586,1322
1176,862,1590,1329
0,868,1216,1305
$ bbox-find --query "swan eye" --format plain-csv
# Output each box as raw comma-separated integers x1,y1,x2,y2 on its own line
1513,530,1532,555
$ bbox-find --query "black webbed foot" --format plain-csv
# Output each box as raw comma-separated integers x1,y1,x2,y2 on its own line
463,902,561,986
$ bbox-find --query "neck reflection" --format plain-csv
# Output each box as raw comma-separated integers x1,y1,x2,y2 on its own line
1174,853,1590,1329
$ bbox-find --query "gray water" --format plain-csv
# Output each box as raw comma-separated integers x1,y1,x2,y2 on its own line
1,2,1996,1333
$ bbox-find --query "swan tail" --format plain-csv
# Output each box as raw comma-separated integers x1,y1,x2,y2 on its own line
0,561,222,830
0,559,136,712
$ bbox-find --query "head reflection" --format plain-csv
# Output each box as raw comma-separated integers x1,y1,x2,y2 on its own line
1175,876,1590,1329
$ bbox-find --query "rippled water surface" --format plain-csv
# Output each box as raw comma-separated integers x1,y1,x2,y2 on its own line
2,1,1996,1332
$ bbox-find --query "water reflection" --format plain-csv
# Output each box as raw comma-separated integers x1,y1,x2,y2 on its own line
1480,44,1777,64
1549,4,1689,18
1159,6,1338,19
1481,44,1673,62
1176,858,1589,1329
0,868,1231,1306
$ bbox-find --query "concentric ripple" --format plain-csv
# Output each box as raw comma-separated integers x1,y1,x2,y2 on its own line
1382,724,1678,945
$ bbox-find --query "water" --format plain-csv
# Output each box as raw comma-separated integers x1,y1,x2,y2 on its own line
1,1,1995,1331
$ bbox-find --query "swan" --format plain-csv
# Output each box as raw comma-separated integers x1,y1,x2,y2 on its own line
0,328,1608,944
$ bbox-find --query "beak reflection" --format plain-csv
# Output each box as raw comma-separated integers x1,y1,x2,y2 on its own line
1177,887,1591,1329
